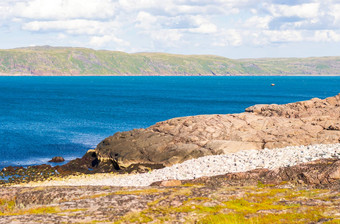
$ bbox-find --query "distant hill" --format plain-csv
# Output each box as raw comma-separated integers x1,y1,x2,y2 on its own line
0,46,339,75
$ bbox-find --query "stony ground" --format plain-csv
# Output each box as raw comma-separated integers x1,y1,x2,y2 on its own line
1,157,340,224
1,179,339,223
10,144,339,187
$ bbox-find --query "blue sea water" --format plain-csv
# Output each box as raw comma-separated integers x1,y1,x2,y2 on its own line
0,76,339,169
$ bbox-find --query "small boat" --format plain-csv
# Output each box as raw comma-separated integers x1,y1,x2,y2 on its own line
271,83,275,86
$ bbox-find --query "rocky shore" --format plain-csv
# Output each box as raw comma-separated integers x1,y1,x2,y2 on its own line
17,143,340,187
90,93,340,172
1,94,339,185
1,94,340,223
1,153,340,223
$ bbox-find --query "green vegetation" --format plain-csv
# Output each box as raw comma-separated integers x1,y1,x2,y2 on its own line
1,184,339,223
0,46,339,75
0,197,60,216
115,186,340,223
114,188,171,195
0,198,16,215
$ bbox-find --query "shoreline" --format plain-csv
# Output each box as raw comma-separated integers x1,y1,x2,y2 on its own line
2,145,340,223
11,143,340,188
2,93,339,186
2,93,340,186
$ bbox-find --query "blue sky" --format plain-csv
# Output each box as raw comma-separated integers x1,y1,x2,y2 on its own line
0,0,340,58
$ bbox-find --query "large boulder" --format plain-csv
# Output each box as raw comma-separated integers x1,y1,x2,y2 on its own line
94,94,340,170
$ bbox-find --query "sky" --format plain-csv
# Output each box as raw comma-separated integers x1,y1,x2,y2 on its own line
0,0,340,58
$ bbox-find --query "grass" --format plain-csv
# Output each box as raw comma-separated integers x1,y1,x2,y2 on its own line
114,185,340,223
0,198,81,217
114,188,172,195
1,182,339,223
0,204,60,216
199,210,330,224
0,198,16,215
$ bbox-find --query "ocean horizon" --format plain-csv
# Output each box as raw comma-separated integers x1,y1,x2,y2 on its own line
1,76,339,169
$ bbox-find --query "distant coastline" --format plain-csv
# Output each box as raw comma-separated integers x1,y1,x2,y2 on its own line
1,73,340,77
1,46,339,76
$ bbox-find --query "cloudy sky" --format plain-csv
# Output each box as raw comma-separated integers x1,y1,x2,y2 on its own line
0,0,340,58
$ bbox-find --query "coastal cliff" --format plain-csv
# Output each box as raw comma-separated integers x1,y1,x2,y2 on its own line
93,94,340,170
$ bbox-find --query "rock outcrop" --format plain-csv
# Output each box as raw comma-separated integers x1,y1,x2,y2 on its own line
181,158,340,189
48,156,65,163
2,159,340,223
94,94,340,170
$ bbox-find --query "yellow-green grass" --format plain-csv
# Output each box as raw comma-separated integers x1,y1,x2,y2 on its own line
115,186,339,223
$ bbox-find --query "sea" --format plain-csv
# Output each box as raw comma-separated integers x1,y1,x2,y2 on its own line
0,76,339,169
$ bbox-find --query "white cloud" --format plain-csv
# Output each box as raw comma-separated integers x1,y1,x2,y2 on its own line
135,11,159,30
188,22,217,33
135,12,217,36
57,33,67,39
248,29,340,45
267,3,320,19
187,16,217,34
262,30,303,43
13,0,116,20
119,0,243,16
313,30,340,42
244,16,272,29
22,19,120,35
118,0,160,12
149,29,183,43
89,35,130,48
330,4,340,24
0,0,340,56
214,29,243,46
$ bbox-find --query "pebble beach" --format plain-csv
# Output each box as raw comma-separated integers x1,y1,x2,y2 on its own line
19,143,340,187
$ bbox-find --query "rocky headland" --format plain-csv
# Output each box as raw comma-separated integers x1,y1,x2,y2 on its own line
91,93,340,172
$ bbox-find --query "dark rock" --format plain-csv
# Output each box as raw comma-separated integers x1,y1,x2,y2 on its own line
48,156,65,163
56,150,165,175
31,164,52,170
56,150,97,175
0,164,57,185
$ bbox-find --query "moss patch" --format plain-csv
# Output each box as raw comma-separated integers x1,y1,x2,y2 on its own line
114,188,172,195
114,186,339,223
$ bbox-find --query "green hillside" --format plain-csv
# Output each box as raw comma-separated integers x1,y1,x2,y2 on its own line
0,46,339,75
